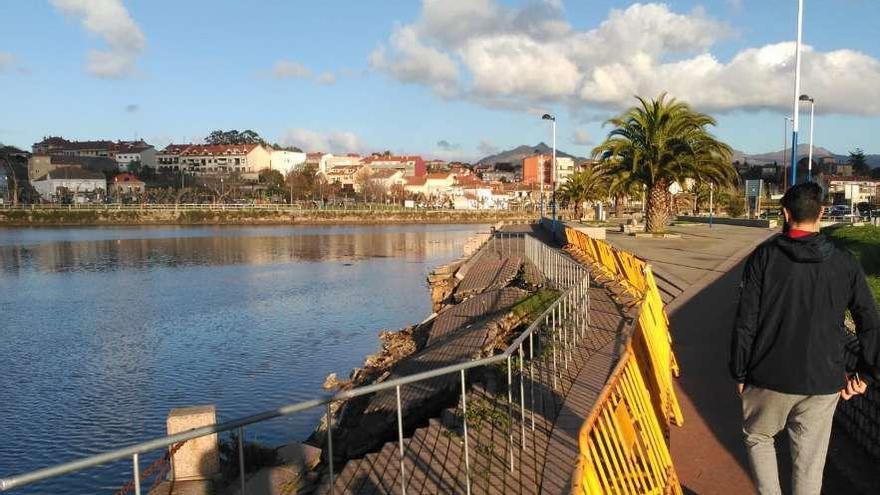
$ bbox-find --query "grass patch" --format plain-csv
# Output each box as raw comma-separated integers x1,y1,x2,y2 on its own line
824,225,880,304
512,289,559,320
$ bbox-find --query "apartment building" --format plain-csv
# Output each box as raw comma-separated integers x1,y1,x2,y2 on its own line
156,144,193,171
363,155,426,177
177,144,271,177
824,176,879,204
321,165,372,193
522,155,551,185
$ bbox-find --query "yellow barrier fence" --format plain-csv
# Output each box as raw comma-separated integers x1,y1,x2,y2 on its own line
573,347,682,495
563,227,684,493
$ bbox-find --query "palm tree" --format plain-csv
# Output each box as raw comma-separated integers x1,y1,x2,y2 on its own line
558,167,608,220
593,94,737,233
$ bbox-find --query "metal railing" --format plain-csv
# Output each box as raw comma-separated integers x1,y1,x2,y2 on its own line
0,232,589,494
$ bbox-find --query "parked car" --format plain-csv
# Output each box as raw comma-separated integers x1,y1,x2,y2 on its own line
828,205,852,218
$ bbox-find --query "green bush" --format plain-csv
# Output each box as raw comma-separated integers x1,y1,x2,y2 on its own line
726,197,746,218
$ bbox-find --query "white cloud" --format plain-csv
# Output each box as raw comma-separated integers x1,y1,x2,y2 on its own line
51,0,145,78
272,60,312,79
316,72,337,85
572,128,593,146
370,1,880,116
369,25,459,97
477,140,499,156
280,128,366,154
272,61,338,86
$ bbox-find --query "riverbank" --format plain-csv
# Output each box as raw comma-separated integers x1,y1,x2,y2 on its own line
0,207,537,226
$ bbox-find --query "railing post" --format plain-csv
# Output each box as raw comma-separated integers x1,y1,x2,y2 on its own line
460,370,472,495
518,344,526,450
238,427,246,495
326,404,335,495
551,313,558,391
396,386,407,495
507,355,514,472
132,454,141,495
529,332,535,431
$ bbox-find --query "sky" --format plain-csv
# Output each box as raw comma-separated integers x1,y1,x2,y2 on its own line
1,0,879,161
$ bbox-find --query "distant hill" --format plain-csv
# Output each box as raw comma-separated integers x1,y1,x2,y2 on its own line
479,143,879,170
737,144,880,168
477,142,584,169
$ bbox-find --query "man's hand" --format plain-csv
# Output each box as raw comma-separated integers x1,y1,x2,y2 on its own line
840,375,868,400
736,383,744,396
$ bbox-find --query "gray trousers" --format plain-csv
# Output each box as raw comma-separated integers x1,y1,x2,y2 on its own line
741,386,839,495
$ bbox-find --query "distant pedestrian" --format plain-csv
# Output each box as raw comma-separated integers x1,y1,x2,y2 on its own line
729,182,880,495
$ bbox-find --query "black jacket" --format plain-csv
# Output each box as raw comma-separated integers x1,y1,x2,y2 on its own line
729,233,880,395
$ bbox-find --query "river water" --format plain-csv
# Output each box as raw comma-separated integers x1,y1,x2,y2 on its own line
0,224,486,493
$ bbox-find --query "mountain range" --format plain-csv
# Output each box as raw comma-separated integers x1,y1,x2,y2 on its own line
477,143,880,169
476,142,584,168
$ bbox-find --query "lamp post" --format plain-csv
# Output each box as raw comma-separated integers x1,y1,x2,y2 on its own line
800,94,815,181
783,117,792,190
790,0,805,186
541,113,556,224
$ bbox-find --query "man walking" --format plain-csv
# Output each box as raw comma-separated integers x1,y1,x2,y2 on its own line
729,182,880,495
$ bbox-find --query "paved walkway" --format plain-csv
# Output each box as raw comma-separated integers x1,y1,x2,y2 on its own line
607,223,872,494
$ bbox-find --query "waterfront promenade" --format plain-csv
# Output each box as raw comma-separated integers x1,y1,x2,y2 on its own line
606,224,875,494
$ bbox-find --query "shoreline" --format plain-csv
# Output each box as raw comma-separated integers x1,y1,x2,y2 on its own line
0,208,537,227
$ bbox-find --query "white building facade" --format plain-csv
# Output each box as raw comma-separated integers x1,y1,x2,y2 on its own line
269,150,307,175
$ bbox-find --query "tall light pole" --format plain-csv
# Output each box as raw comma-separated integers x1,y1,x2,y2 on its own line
800,94,815,181
542,113,556,223
790,0,805,186
783,117,792,190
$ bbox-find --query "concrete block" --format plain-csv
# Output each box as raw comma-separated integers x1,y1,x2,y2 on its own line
167,405,220,482
572,225,607,240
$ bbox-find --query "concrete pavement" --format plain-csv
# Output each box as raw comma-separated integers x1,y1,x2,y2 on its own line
606,223,872,494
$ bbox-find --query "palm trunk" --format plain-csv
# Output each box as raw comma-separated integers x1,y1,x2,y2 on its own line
645,181,670,233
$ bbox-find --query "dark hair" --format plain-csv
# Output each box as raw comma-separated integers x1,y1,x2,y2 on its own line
781,182,823,223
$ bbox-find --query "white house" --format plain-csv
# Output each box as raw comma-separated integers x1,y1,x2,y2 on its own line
269,150,307,175
113,142,157,171
404,172,456,198
369,169,405,191
32,166,106,202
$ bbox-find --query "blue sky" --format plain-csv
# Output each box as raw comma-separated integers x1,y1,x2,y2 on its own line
1,1,879,160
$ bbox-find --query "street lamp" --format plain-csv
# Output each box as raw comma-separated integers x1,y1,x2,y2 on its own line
799,94,815,181
790,0,805,186
783,117,792,190
541,113,557,223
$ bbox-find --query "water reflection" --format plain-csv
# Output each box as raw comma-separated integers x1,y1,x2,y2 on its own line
0,225,477,274
0,224,486,494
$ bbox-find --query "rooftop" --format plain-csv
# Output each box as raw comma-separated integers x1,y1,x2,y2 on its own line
36,166,105,181
179,144,260,156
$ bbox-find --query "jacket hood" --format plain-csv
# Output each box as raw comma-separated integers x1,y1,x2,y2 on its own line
774,233,835,263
